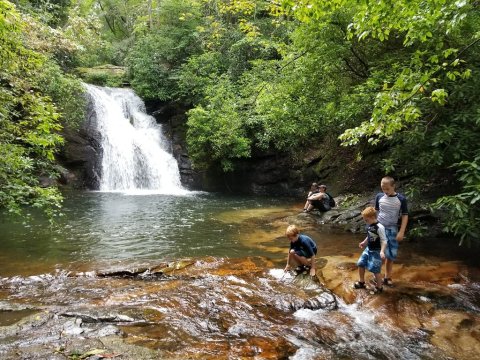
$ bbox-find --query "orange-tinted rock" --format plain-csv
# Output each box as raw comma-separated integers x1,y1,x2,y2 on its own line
1,255,479,359
318,254,480,360
425,310,480,359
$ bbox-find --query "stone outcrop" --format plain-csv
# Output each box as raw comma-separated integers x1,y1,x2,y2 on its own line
57,92,102,189
0,257,338,359
287,193,443,236
0,256,478,359
58,87,385,194
316,254,480,360
145,101,344,194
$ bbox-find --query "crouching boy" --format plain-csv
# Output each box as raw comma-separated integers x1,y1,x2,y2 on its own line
283,225,317,276
353,207,387,294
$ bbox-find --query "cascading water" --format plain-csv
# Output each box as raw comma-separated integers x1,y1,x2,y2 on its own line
85,84,186,194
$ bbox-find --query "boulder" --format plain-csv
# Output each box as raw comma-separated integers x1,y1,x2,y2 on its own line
58,93,103,189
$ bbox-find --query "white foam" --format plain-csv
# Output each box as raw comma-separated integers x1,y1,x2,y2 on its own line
269,268,293,280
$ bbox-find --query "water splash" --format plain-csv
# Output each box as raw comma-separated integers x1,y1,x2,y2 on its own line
85,84,187,195
0,259,476,359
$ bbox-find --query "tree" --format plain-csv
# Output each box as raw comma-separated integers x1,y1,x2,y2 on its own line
0,0,84,216
284,0,480,244
127,0,203,100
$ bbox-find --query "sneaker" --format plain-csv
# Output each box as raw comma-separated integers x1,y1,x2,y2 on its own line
383,278,394,287
369,286,383,295
294,265,306,275
353,281,366,289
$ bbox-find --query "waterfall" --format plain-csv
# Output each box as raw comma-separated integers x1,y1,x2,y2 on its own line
85,84,186,194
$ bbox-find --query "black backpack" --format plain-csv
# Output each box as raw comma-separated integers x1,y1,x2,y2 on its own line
326,193,336,208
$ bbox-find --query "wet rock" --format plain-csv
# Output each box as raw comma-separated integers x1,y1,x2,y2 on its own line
288,194,372,233
0,308,40,327
424,310,480,358
96,324,122,337
228,336,297,359
63,319,84,335
95,260,195,279
0,301,34,312
0,256,478,359
97,268,164,279
318,254,480,360
302,292,338,310
58,94,103,189
317,209,342,223
61,311,136,323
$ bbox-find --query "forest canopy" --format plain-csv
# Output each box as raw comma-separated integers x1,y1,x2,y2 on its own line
1,0,479,244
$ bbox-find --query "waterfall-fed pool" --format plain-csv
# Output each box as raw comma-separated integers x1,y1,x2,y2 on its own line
0,86,478,359
0,192,479,359
0,192,310,275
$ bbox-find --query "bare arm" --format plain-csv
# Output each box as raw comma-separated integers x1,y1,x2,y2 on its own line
284,248,294,272
378,226,387,259
308,193,324,201
309,254,316,276
397,214,408,241
359,237,368,248
284,254,290,272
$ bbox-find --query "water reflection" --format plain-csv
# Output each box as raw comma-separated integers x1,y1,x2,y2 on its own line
0,192,479,359
0,192,305,275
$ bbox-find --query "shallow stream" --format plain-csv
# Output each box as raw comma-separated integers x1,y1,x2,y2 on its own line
0,191,478,359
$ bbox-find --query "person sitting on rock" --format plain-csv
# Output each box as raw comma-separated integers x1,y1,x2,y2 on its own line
353,206,387,294
303,182,319,212
304,184,331,212
283,225,317,277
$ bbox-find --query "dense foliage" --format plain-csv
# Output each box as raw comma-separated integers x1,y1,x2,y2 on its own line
123,0,480,244
1,0,479,243
1,0,86,216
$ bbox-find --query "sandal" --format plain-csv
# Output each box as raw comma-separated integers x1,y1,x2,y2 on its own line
383,278,394,287
295,265,307,275
353,281,366,289
370,286,383,295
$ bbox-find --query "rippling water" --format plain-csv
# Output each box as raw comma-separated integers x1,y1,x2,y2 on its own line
1,191,479,359
0,191,306,275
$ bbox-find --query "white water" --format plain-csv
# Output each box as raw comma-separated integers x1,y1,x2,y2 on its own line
85,85,187,195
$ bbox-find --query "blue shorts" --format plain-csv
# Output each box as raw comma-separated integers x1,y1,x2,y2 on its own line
357,248,382,274
385,227,399,260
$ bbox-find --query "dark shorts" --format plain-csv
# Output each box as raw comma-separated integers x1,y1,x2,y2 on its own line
294,248,317,258
357,249,382,274
311,200,330,212
384,227,399,260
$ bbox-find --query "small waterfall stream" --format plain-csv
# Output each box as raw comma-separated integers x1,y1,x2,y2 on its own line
85,84,185,194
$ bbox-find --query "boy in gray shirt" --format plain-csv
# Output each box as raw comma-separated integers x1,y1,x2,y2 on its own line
375,176,408,286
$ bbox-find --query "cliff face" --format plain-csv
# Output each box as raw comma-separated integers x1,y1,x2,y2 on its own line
58,95,383,195
57,92,103,190
145,100,300,195
145,100,384,196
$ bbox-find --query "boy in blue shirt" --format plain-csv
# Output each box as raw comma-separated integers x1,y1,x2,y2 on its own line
353,206,387,294
375,176,408,286
283,225,317,276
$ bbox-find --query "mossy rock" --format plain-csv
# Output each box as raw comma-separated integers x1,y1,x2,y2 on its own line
76,64,127,87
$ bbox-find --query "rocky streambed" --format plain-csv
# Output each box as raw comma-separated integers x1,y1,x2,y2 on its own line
0,252,478,359
0,199,478,359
